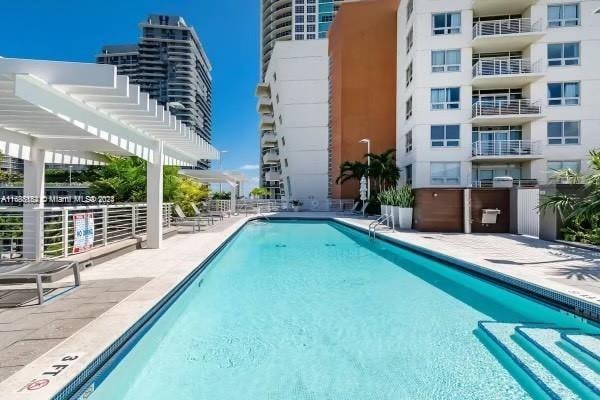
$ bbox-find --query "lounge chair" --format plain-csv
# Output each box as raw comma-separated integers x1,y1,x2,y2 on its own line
0,259,81,305
352,202,368,216
173,205,204,232
192,203,220,223
338,201,360,215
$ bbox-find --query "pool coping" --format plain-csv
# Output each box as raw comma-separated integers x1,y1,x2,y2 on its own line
1,215,598,399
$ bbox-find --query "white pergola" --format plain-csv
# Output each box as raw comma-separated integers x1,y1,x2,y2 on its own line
0,57,220,257
179,170,247,212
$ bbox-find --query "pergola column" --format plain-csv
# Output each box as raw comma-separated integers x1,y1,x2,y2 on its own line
146,140,164,249
22,147,45,260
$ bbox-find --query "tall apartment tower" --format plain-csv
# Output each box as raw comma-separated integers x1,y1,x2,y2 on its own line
259,0,346,198
98,15,213,167
396,0,600,189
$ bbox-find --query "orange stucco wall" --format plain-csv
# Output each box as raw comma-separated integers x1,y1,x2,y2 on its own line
328,0,400,199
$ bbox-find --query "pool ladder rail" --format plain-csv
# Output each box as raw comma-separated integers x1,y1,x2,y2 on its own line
368,214,394,240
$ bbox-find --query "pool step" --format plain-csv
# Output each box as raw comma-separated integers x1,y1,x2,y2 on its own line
478,321,579,400
561,332,600,364
516,327,600,398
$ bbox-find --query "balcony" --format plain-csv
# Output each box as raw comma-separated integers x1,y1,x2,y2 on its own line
472,18,544,52
263,151,279,164
261,133,278,148
265,170,281,181
472,99,543,125
472,58,544,89
473,179,539,188
260,114,276,130
473,0,537,16
471,140,543,161
256,97,273,114
255,82,270,97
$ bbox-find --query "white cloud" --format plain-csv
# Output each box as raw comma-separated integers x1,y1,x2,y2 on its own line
240,164,259,170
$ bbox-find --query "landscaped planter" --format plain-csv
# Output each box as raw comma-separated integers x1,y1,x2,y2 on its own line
397,207,413,229
378,186,415,230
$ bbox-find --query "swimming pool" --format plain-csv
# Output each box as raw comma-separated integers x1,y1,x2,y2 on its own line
73,220,599,399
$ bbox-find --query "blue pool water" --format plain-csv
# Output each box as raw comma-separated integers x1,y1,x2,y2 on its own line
87,220,598,400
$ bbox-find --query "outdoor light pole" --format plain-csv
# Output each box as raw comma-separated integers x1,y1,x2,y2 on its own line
68,165,73,186
218,150,228,192
359,139,371,199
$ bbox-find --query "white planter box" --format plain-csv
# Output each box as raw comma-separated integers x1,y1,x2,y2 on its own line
397,207,413,229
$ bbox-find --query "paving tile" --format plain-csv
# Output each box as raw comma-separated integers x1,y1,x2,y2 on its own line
0,312,70,332
0,309,35,324
62,302,117,319
0,365,23,383
0,339,63,368
0,330,33,350
25,318,94,341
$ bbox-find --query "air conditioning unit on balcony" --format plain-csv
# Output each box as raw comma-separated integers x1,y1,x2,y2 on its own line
492,176,513,188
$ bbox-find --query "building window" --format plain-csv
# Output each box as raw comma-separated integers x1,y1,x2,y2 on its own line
548,43,580,66
284,158,289,167
295,15,304,23
406,62,413,87
407,0,414,21
431,162,460,185
273,72,277,82
307,25,315,32
276,94,280,103
279,115,283,125
431,87,460,110
281,136,286,146
548,82,580,105
307,5,316,13
406,27,414,53
405,130,413,152
547,160,580,179
432,49,461,72
548,4,580,27
307,34,315,39
406,164,413,186
432,12,461,35
548,121,580,145
295,34,304,40
307,15,316,23
431,125,460,147
406,97,413,120
295,6,304,13
296,24,305,32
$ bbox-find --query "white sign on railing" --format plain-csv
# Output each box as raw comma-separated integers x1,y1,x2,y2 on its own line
73,213,94,254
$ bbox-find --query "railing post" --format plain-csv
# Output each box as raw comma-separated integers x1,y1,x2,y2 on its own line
62,208,68,257
132,204,136,236
103,206,108,246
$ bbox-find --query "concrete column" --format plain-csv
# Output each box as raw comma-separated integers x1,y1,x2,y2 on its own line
146,141,164,249
230,183,238,215
23,148,45,260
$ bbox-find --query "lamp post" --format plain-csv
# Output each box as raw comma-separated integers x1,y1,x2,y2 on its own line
218,150,228,192
68,165,73,186
359,138,371,199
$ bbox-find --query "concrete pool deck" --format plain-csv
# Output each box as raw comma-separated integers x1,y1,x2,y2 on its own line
0,212,598,399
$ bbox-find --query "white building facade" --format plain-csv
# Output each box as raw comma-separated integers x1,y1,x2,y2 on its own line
256,40,329,202
396,0,600,188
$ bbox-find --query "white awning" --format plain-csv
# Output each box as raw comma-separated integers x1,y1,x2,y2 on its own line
179,170,246,186
0,58,219,166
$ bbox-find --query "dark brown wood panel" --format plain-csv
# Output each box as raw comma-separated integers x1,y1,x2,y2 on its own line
413,189,463,232
471,189,510,233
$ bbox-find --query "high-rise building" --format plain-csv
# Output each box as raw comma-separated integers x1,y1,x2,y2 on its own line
98,15,212,168
259,0,347,198
328,0,399,199
260,0,346,79
396,0,600,188
257,40,329,202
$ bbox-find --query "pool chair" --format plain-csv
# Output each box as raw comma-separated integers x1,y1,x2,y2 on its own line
0,259,81,305
338,201,360,215
352,202,368,216
192,203,221,223
172,205,205,232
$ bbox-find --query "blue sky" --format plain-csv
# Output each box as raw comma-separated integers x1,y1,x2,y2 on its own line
0,0,261,186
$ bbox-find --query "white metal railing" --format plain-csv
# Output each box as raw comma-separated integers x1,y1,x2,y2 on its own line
204,200,232,215
0,207,23,259
0,203,173,259
472,99,542,118
472,18,542,39
265,171,281,181
261,134,277,147
472,58,542,78
473,179,539,188
472,140,542,157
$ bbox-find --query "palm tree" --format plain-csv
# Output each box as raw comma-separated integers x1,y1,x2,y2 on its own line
366,149,400,192
336,160,368,185
540,150,600,244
